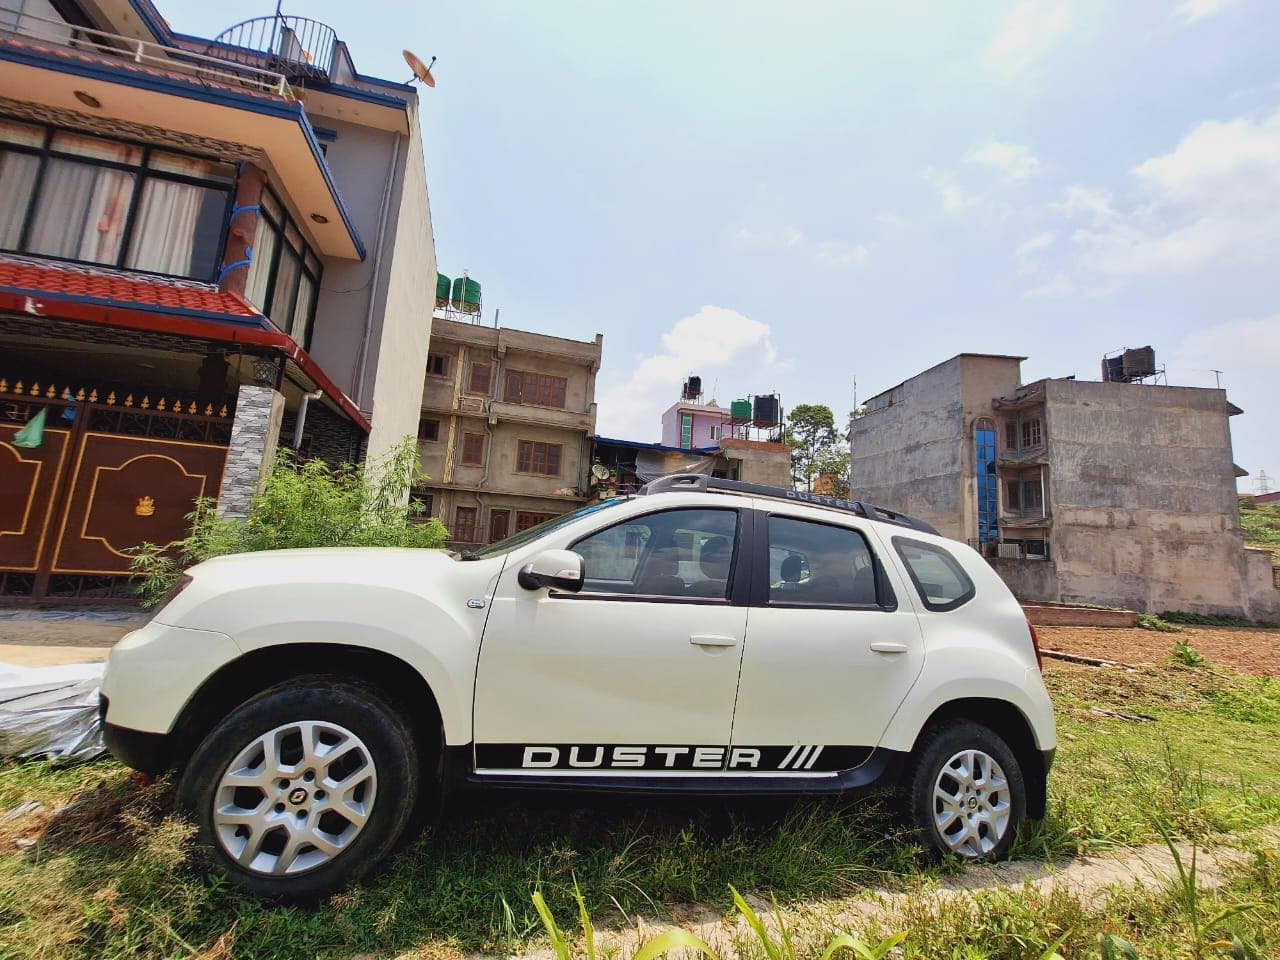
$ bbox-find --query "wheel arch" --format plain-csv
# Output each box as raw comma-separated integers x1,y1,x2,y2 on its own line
911,697,1050,819
168,644,446,774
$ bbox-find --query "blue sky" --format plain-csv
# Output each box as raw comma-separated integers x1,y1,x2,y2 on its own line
171,1,1279,491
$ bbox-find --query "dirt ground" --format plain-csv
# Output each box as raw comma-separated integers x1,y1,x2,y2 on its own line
1040,624,1280,676
0,609,142,668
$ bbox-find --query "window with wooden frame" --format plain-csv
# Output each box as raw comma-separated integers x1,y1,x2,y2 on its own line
516,439,562,476
460,432,485,466
1004,420,1018,450
488,509,510,543
1021,417,1043,448
243,185,322,348
516,511,555,532
0,117,241,284
418,418,440,442
467,362,492,396
503,369,568,409
426,353,450,378
452,506,478,542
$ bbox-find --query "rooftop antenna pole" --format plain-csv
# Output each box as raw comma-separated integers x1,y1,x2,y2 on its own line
1210,369,1223,389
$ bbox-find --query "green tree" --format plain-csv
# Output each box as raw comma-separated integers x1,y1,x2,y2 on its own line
785,403,840,491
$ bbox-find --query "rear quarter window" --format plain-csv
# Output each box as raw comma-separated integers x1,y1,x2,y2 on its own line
893,537,975,612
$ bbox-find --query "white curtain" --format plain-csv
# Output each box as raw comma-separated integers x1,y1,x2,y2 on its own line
244,214,277,311
0,152,38,249
26,160,133,265
126,179,202,276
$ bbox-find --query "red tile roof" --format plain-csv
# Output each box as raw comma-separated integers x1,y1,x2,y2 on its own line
0,259,262,320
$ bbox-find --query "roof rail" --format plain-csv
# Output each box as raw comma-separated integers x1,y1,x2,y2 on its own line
637,474,939,535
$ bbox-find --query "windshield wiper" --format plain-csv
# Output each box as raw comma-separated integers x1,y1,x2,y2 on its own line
458,549,481,561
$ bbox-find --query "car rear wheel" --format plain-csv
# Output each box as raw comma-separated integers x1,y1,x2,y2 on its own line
176,679,419,901
902,720,1025,861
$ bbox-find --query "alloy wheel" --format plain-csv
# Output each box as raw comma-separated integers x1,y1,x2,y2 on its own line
931,748,1011,858
211,720,377,876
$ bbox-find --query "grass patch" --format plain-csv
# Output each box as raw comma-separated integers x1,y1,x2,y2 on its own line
2,661,1279,958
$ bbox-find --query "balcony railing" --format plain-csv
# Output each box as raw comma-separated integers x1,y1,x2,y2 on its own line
0,9,294,99
970,538,1052,561
208,16,337,83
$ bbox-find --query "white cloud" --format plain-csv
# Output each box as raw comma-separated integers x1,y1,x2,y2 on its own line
1014,230,1055,274
965,141,1041,183
815,240,870,266
730,222,870,268
1175,0,1244,24
1044,107,1280,284
595,306,785,440
1050,185,1115,224
1169,315,1280,490
983,0,1071,78
922,166,979,214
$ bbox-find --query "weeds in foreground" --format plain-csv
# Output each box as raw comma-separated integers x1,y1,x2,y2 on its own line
1173,639,1208,667
1138,613,1181,633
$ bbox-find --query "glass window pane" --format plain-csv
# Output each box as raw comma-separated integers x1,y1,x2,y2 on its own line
284,222,302,252
125,179,227,279
0,118,44,148
25,159,135,264
245,215,278,311
0,150,39,248
573,508,737,598
260,188,281,221
894,538,975,612
304,250,321,274
147,151,236,183
767,516,878,606
49,132,141,164
270,248,300,327
290,272,316,347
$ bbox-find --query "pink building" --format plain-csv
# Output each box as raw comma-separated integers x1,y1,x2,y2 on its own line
661,399,733,449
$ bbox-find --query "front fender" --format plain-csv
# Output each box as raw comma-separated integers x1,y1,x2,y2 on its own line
163,580,486,746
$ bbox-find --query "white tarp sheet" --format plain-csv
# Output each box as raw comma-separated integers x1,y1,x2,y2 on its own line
0,663,105,763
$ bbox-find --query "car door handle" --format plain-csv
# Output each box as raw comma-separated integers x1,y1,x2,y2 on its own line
690,634,739,648
869,642,910,654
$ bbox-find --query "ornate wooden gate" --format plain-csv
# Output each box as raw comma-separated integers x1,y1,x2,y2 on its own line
0,379,233,601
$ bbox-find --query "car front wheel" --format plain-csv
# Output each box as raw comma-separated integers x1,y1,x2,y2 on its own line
176,679,419,901
902,720,1025,861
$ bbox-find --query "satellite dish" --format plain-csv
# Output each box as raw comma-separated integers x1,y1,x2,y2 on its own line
591,463,610,481
403,49,436,88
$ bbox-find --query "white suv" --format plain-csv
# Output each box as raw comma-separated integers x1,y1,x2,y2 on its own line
101,474,1056,899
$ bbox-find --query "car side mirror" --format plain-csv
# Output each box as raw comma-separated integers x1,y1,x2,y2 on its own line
518,549,585,592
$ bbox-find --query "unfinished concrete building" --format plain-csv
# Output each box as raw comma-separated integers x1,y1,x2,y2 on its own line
849,353,1279,620
416,315,602,547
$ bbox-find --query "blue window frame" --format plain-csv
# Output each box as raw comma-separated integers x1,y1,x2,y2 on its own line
975,418,998,544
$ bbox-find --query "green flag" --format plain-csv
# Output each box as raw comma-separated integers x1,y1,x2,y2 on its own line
12,408,46,449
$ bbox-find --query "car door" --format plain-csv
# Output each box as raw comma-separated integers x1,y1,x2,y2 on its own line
471,505,751,775
728,508,925,775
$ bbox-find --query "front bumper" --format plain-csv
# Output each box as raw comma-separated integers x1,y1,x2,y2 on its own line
100,622,240,772
100,696,173,774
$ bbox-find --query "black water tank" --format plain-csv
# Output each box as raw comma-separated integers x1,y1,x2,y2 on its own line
684,375,702,400
752,394,780,426
1122,346,1156,380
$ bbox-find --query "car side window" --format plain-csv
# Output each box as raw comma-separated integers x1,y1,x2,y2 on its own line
572,508,738,599
766,516,884,607
893,537,975,611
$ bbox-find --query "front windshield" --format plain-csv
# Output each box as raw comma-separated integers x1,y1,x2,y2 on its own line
462,498,626,559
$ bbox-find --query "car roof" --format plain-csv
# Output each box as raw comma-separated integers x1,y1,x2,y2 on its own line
636,474,938,536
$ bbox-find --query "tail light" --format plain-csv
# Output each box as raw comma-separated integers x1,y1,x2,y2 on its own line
1026,616,1043,670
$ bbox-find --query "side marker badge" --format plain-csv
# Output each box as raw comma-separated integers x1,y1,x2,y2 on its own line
466,598,486,609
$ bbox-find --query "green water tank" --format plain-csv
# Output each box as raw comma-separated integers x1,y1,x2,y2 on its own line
435,273,451,306
451,276,482,314
730,399,752,423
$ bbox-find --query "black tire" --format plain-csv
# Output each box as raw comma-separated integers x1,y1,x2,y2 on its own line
176,679,420,902
901,720,1025,862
